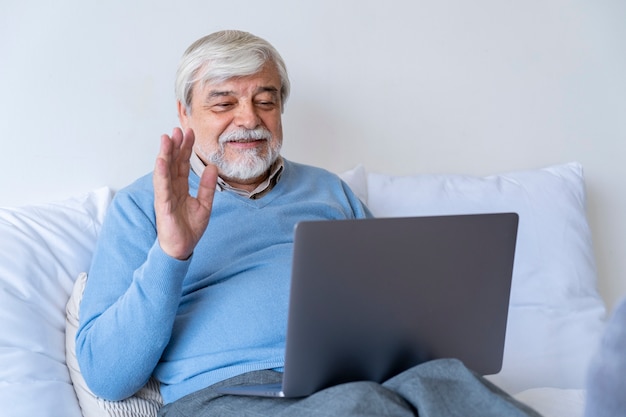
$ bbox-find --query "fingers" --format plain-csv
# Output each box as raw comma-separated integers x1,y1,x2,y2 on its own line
154,142,174,225
155,130,176,179
156,128,195,181
196,163,218,212
158,128,181,164
177,128,195,178
154,128,194,212
154,134,174,197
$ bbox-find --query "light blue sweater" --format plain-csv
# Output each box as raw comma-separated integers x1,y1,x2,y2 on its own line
76,159,371,404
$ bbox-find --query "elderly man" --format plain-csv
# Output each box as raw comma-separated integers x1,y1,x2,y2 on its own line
76,30,539,416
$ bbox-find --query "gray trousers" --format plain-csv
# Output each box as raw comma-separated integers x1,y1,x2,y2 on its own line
158,359,541,417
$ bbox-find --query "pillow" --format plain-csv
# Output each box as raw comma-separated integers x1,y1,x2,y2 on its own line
66,273,163,417
513,387,586,417
338,164,369,205
343,162,606,394
0,187,113,417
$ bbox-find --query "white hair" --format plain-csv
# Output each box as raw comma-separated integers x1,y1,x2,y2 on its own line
175,30,290,112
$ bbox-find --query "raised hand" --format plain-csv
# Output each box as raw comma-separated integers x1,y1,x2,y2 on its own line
153,127,218,260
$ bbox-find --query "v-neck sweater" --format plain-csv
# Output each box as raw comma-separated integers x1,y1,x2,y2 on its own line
76,159,371,403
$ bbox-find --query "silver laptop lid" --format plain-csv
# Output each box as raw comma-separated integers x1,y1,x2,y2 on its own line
281,213,518,397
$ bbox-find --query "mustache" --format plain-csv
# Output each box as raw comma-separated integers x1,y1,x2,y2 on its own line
219,127,273,143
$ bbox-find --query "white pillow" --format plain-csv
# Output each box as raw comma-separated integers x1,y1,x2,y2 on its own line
339,164,369,204
66,272,163,417
343,162,606,394
0,188,113,417
513,387,586,417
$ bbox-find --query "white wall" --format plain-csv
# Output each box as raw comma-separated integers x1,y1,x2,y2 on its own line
2,0,625,310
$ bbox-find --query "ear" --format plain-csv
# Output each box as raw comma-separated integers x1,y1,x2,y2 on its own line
177,100,190,129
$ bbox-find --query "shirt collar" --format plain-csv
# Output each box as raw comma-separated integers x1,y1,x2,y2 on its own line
190,152,284,199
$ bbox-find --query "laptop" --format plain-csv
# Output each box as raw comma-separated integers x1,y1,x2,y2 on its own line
216,212,519,398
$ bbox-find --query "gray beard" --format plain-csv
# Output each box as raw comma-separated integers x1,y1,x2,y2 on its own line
203,127,281,181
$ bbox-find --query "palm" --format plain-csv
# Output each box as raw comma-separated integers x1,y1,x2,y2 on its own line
153,128,218,260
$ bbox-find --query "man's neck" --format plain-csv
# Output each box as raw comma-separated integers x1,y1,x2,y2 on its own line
220,172,270,193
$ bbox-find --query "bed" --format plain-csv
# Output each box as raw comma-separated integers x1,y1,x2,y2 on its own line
0,161,607,417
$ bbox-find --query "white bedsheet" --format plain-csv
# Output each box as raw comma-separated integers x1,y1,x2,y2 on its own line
514,388,585,417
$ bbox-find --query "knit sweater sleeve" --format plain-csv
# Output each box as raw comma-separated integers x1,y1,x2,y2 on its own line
75,177,189,401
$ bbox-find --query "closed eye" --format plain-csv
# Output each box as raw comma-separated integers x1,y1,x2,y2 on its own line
255,100,278,110
212,102,236,112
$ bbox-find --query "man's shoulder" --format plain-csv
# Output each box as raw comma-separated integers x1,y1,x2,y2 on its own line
283,159,341,182
117,172,153,194
110,172,155,211
280,159,371,218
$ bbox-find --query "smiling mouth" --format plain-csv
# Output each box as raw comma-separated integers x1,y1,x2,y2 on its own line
228,138,266,143
219,127,273,148
224,138,267,149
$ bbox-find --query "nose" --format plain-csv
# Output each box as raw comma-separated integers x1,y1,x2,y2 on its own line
234,101,260,130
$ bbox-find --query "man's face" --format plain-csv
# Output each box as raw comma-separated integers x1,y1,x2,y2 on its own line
178,63,284,185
